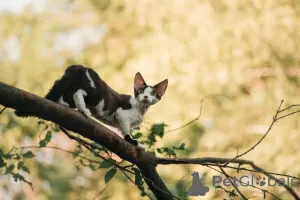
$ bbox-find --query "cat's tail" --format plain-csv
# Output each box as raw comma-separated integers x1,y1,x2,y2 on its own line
15,65,84,117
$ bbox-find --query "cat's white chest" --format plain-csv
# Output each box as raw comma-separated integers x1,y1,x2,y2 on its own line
118,107,143,128
129,108,144,128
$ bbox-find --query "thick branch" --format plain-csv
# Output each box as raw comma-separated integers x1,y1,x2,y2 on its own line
0,82,174,200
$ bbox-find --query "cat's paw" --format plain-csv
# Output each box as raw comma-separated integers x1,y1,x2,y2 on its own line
124,135,138,146
124,135,146,150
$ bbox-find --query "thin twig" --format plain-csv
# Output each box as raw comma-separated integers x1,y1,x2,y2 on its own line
119,169,155,200
17,145,104,165
59,126,110,156
93,181,111,200
165,95,229,133
278,104,300,113
219,166,247,200
0,106,6,115
139,174,182,200
276,110,300,121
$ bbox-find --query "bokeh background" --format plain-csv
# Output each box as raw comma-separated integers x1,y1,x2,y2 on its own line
0,0,300,199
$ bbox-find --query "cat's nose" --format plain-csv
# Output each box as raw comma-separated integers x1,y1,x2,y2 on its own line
144,96,148,99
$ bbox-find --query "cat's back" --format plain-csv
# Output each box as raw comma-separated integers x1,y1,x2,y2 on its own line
83,68,133,116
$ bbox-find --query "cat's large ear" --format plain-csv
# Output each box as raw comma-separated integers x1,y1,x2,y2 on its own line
154,79,168,98
134,72,147,90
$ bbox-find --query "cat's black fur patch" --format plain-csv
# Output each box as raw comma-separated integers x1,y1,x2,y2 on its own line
47,65,132,114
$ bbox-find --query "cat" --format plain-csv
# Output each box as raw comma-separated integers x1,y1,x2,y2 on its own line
17,65,168,149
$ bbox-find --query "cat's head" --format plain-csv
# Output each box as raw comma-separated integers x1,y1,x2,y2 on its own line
134,72,168,106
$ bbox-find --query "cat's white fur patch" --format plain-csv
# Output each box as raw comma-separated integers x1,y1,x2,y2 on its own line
85,70,96,88
58,96,69,106
94,99,114,121
73,89,91,117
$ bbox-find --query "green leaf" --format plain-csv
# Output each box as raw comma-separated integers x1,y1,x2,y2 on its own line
72,150,81,158
39,131,52,147
22,151,35,158
13,173,19,182
22,166,30,174
26,181,33,190
79,159,89,166
133,132,143,139
5,164,14,175
174,143,185,151
3,153,12,159
13,173,25,182
39,140,46,147
147,123,167,147
104,168,117,184
53,124,60,132
150,123,167,138
17,161,24,170
89,164,97,171
133,168,144,190
99,160,115,168
158,147,177,157
12,173,32,189
0,157,6,168
15,154,21,160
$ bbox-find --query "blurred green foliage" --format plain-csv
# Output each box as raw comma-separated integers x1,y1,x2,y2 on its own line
1,0,300,199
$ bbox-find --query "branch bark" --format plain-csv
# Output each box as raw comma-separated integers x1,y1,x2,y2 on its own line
0,82,174,200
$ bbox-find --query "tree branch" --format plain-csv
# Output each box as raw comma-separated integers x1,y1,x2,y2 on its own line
0,82,175,200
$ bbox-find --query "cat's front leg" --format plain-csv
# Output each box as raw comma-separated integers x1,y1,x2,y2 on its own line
116,112,139,145
73,89,91,117
116,111,146,150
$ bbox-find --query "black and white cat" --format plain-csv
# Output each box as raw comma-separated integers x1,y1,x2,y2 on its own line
43,65,168,149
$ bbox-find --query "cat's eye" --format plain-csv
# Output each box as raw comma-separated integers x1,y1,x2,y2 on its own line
138,90,143,94
151,91,156,95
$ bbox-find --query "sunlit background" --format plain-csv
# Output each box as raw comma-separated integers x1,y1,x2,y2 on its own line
0,0,300,199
